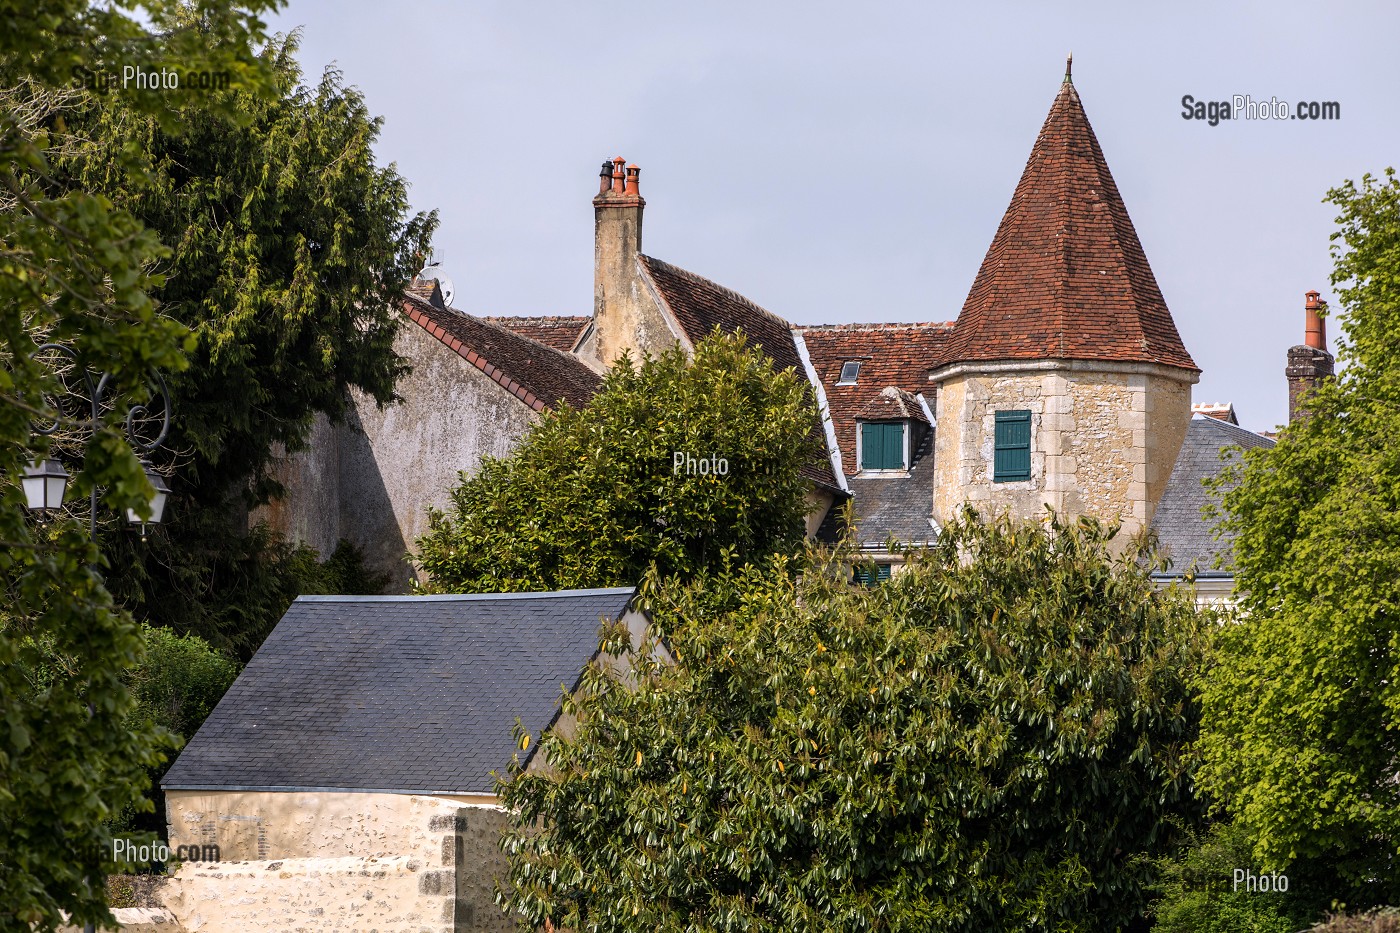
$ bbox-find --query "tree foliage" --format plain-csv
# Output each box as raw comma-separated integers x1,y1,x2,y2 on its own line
0,2,278,928
417,331,824,593
1200,169,1400,903
44,30,434,653
498,513,1207,932
1148,822,1317,933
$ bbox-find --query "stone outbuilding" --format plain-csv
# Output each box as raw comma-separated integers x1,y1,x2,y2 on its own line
156,586,639,932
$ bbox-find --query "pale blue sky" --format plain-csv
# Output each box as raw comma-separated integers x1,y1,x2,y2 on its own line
267,0,1398,432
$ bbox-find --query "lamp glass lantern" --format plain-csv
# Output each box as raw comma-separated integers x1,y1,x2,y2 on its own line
23,459,70,512
126,461,171,527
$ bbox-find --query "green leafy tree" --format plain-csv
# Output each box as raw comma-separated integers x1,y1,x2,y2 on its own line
48,31,435,656
0,2,278,928
1200,169,1400,904
417,331,824,593
498,512,1207,932
1148,822,1318,933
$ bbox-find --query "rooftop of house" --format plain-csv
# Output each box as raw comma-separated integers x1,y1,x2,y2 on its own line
1149,415,1274,576
1192,402,1239,425
162,587,636,795
938,76,1197,374
797,322,953,479
486,315,592,354
402,291,601,411
636,254,843,491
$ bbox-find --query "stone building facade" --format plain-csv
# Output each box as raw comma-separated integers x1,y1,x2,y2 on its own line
259,70,1227,582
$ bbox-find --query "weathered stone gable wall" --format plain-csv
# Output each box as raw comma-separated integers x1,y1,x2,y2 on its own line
932,364,1192,537
253,320,540,591
341,322,540,589
593,253,682,366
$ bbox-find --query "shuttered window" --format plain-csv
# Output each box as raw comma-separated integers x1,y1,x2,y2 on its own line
993,410,1032,482
855,563,893,586
860,421,905,471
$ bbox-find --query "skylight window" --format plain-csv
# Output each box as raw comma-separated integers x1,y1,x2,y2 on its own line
837,361,861,385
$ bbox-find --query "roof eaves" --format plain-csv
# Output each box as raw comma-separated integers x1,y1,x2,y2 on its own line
793,329,849,493
294,586,637,604
402,296,551,412
634,256,695,354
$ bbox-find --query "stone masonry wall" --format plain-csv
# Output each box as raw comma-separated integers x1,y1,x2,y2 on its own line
341,322,539,590
155,793,514,931
158,855,453,933
933,365,1192,537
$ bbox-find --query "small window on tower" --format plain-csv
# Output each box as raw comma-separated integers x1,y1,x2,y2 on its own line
837,361,861,385
993,409,1032,482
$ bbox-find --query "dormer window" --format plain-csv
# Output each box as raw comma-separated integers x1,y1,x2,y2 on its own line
860,420,907,471
837,361,862,385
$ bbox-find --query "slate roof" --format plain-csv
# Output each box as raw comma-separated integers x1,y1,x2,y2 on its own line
638,254,841,491
162,588,635,795
486,315,592,353
402,293,601,411
797,323,952,478
816,423,939,549
939,78,1197,373
1149,416,1274,575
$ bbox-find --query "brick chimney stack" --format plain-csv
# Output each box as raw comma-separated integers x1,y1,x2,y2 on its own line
592,156,646,364
1286,290,1335,423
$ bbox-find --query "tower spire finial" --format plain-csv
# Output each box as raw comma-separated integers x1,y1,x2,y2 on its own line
1064,52,1073,84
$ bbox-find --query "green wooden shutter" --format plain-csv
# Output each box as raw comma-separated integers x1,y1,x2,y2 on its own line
855,563,892,586
861,422,906,470
993,410,1031,482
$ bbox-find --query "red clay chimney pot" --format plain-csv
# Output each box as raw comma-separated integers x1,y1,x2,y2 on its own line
1304,291,1326,350
612,157,626,193
623,164,640,197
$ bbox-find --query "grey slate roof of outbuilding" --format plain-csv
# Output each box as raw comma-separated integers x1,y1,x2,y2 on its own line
162,588,635,795
1149,416,1274,575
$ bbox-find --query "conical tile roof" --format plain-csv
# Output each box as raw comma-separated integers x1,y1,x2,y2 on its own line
940,76,1197,372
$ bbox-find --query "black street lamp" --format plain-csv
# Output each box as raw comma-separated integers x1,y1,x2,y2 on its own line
24,343,173,541
21,458,70,511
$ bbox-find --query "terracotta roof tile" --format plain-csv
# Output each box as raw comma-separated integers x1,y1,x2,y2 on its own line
856,386,930,424
486,316,592,353
402,294,601,411
941,80,1196,372
638,255,804,375
797,322,953,476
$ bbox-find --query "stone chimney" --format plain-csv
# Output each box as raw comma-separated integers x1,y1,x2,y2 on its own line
593,156,645,365
1285,290,1335,423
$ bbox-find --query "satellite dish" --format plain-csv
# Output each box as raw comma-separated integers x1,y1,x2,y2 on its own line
417,252,458,309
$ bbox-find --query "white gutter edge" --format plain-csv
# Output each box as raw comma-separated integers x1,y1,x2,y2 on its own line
914,391,937,428
792,330,848,493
